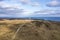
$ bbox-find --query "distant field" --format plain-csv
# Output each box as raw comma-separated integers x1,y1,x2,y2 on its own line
0,19,60,40
0,19,33,24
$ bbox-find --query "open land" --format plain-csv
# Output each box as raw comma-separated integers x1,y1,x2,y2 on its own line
0,19,60,40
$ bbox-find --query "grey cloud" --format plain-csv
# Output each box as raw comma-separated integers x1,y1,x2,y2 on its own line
20,0,40,6
47,3,60,7
0,0,3,1
35,10,60,14
46,0,60,7
33,10,60,17
0,6,24,15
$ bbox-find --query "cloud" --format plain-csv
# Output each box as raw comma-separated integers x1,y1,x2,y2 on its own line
0,0,3,1
0,6,24,15
0,0,60,17
0,2,33,17
32,10,60,17
0,2,21,9
31,2,40,6
20,0,30,4
34,10,51,14
0,6,32,17
47,0,60,7
0,2,24,17
0,7,30,17
19,0,40,6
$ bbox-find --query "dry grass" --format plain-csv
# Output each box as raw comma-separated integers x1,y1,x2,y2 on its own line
0,19,60,40
0,20,32,24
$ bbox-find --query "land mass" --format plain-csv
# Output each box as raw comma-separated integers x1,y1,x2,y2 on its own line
0,19,60,40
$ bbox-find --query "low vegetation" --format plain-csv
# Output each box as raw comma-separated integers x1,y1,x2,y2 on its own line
0,19,60,40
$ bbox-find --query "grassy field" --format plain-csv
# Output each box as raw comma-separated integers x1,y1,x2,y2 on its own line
0,19,60,40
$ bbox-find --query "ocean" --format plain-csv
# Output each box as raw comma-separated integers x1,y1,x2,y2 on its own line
0,17,60,21
30,17,60,21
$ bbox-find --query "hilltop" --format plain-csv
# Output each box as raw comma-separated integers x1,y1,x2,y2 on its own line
0,19,60,40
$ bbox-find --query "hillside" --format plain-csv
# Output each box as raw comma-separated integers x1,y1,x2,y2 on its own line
0,20,60,40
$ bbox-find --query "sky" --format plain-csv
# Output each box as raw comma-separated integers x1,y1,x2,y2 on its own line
0,0,60,18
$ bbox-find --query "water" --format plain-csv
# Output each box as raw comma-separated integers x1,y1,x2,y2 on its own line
30,17,60,21
0,17,60,21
